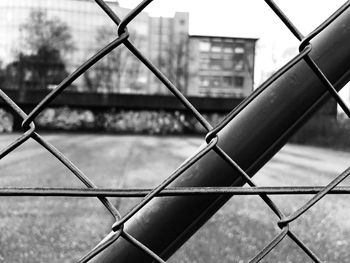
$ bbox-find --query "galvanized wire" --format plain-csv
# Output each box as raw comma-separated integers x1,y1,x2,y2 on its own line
0,0,349,262
0,186,349,197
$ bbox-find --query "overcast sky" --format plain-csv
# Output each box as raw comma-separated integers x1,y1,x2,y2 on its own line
117,0,349,102
118,0,345,38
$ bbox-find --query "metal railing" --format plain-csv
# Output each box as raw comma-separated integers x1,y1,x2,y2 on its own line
1,0,350,262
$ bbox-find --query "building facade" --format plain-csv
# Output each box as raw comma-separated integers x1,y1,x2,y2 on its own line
0,0,255,98
188,35,257,98
0,0,189,94
148,13,189,94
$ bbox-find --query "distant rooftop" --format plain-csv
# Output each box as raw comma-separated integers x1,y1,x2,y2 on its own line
190,34,259,42
75,0,119,4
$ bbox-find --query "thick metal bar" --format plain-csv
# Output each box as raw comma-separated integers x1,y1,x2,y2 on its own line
91,9,350,262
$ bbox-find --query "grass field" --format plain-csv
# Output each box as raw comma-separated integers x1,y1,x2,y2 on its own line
0,134,349,262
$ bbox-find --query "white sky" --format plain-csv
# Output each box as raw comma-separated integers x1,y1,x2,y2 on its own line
118,0,345,39
118,0,350,103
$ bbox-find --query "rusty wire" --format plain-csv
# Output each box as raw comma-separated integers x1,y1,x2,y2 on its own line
0,0,350,262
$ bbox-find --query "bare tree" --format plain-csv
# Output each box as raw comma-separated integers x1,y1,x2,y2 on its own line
84,26,141,93
6,9,74,90
19,9,75,56
157,35,189,94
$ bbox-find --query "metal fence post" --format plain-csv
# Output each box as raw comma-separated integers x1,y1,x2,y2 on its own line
91,7,350,262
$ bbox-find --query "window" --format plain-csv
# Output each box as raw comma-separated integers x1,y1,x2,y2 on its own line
200,57,210,69
223,46,234,53
199,42,210,52
223,76,233,86
210,58,222,70
234,60,244,71
210,53,221,59
211,44,222,53
223,59,233,69
234,46,245,54
200,77,210,87
233,45,245,63
211,76,221,87
234,76,245,87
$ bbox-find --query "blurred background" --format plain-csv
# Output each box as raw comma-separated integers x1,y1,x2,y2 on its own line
0,0,349,138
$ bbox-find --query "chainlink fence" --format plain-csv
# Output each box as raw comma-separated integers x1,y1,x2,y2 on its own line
0,0,350,262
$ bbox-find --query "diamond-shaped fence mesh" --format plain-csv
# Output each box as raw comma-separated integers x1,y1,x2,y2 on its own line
1,0,350,262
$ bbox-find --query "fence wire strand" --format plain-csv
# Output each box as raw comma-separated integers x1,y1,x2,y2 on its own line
0,0,349,262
